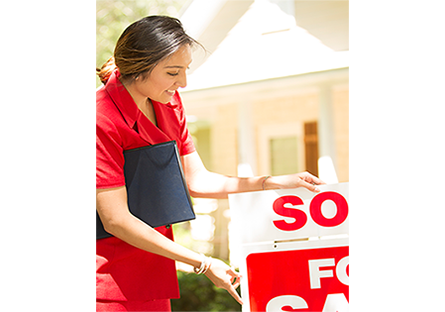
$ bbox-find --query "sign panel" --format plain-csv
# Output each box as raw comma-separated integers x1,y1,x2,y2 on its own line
229,183,349,245
228,183,349,312
247,244,349,311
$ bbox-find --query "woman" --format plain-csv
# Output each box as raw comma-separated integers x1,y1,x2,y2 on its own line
96,15,324,311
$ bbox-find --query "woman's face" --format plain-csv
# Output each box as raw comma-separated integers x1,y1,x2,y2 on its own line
130,45,192,104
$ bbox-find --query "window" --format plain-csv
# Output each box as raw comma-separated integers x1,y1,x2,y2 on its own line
258,122,304,176
270,136,299,175
258,121,319,176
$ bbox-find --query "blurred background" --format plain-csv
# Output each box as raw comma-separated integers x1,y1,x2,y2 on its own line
97,0,348,310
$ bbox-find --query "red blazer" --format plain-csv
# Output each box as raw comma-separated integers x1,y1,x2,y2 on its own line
96,69,195,301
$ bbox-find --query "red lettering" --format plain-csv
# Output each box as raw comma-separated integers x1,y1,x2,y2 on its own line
272,195,307,231
309,192,348,227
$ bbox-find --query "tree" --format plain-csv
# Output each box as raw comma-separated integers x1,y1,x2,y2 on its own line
96,0,189,87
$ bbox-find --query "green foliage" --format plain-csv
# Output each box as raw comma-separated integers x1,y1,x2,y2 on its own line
96,0,189,87
171,271,242,312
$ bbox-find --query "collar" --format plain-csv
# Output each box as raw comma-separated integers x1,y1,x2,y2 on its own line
105,69,140,129
104,69,173,145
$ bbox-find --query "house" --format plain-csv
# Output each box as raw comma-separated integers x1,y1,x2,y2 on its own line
177,0,349,261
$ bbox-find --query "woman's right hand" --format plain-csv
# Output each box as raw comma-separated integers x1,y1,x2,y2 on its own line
204,258,243,305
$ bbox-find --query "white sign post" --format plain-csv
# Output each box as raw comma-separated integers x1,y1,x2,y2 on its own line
229,183,349,312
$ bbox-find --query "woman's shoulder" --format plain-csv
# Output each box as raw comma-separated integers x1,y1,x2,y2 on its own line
96,85,112,108
96,86,120,118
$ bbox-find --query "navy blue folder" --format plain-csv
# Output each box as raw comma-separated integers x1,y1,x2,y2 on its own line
96,141,195,239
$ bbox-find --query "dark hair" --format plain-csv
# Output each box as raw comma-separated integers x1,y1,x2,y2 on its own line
97,15,201,85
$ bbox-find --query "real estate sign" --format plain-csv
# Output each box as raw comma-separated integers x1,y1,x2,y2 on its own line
229,183,349,312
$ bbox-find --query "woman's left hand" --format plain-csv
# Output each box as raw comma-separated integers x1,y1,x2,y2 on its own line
205,258,243,305
265,172,326,192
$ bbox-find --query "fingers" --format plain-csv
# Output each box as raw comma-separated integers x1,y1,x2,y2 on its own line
232,275,241,289
311,175,326,185
226,268,243,305
229,267,242,289
301,172,325,185
300,179,321,192
297,172,326,192
205,260,243,305
227,284,243,305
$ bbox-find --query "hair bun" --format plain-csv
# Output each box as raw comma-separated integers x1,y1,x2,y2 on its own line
97,57,116,85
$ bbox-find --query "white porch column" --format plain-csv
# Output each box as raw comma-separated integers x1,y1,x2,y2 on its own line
237,101,257,177
318,84,338,183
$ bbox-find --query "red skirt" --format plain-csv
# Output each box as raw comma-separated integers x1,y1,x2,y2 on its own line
96,226,179,305
96,298,171,312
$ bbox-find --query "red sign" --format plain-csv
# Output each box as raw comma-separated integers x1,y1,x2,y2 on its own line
246,245,349,311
